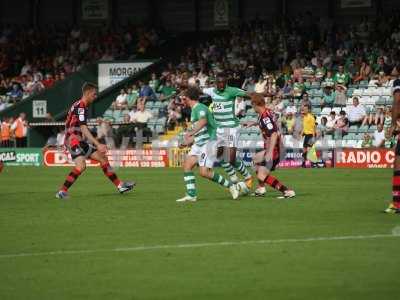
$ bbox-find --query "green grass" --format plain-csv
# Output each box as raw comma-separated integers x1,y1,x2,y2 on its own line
0,167,399,300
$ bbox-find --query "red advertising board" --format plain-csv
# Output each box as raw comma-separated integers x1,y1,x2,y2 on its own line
44,149,169,167
335,148,394,168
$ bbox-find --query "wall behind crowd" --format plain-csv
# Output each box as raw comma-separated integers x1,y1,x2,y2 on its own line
2,0,400,31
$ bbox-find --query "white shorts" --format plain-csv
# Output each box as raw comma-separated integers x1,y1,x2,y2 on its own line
216,127,239,148
188,140,217,168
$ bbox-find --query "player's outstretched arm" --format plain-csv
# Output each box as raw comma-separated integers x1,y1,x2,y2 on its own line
187,119,207,136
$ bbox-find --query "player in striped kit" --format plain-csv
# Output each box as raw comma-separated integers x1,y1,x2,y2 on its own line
56,83,134,199
244,94,295,199
202,73,253,190
176,87,242,202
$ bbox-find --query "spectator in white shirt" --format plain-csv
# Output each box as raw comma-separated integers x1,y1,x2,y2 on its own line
130,103,153,138
347,97,366,127
373,124,385,147
113,89,128,110
285,98,297,115
130,103,152,125
325,111,337,134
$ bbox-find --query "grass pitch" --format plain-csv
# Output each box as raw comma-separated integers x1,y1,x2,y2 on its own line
0,167,399,299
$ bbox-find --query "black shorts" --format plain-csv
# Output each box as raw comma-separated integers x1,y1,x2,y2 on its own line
67,142,97,160
303,134,314,148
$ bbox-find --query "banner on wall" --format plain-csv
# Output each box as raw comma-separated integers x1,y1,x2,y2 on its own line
98,61,154,91
44,149,169,167
341,0,372,8
239,149,334,169
82,0,109,20
0,148,42,166
335,148,394,168
214,0,229,27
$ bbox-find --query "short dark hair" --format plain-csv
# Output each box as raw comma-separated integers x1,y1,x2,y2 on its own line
183,86,200,101
82,82,97,93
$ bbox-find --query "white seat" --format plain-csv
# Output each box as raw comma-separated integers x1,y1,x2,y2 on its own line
362,89,374,96
344,140,357,148
328,140,338,148
359,96,370,105
370,96,380,104
371,88,381,96
383,87,392,96
321,107,331,115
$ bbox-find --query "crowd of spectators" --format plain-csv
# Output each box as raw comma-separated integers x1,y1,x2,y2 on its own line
3,11,400,149
0,23,163,111
104,11,400,148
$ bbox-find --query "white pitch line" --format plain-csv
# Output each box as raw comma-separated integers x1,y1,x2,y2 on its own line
0,234,398,259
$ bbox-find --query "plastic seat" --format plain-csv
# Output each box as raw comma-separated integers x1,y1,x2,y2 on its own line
348,126,358,133
312,108,322,115
321,107,331,115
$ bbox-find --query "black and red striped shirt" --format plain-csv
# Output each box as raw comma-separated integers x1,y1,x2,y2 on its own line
64,99,88,147
258,108,281,160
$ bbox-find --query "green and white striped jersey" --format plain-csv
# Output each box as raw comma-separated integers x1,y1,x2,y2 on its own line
203,86,247,128
190,102,217,146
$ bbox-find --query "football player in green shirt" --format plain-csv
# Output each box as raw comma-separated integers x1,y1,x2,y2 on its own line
202,73,254,190
176,87,243,202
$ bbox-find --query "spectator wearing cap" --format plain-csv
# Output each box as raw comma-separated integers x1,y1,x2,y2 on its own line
347,97,366,127
335,84,347,108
